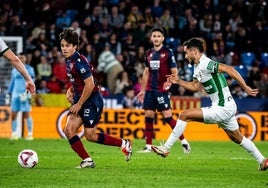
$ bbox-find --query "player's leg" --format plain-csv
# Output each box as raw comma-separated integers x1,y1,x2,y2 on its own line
162,109,191,153
11,111,18,140
10,96,21,140
22,98,33,140
138,91,156,153
64,114,94,168
152,108,203,157
83,98,132,161
223,118,268,171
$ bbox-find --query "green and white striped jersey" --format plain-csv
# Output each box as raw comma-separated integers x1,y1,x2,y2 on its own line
193,54,234,107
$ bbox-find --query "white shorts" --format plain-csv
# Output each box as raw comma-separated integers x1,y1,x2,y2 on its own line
201,103,239,131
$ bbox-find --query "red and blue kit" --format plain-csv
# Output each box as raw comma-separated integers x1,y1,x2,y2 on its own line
143,46,177,111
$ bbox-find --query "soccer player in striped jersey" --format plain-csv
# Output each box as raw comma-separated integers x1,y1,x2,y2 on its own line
59,28,132,168
137,27,191,154
151,37,268,171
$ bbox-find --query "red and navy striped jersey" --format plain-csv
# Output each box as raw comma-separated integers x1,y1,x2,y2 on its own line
144,46,177,92
66,52,99,99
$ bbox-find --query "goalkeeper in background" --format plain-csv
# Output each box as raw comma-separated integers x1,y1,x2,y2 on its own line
8,53,35,140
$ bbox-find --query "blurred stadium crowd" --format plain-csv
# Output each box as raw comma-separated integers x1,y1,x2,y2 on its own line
0,0,268,101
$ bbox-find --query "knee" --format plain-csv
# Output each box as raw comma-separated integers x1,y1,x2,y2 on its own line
64,126,76,139
84,133,94,141
229,133,243,144
179,111,188,121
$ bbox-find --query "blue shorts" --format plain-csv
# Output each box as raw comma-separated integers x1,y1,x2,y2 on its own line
77,92,104,128
10,95,31,112
143,91,171,112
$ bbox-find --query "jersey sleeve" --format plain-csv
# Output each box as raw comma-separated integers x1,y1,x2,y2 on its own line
75,60,92,80
0,37,9,56
168,48,177,69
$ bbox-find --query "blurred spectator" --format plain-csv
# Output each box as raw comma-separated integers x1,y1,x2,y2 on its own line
46,23,58,48
247,63,261,89
121,86,140,109
46,75,62,93
32,32,50,56
36,55,52,81
133,19,151,46
98,17,114,41
36,79,49,94
114,71,132,94
127,5,144,29
133,74,142,96
97,44,124,94
52,55,67,85
8,14,24,36
150,0,163,19
55,10,72,30
80,16,95,40
108,5,125,32
105,32,122,56
256,73,268,98
158,9,175,36
143,6,155,28
78,29,89,53
31,21,46,40
90,32,105,62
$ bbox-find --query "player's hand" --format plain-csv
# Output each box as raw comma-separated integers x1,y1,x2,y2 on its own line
69,103,82,116
163,81,172,90
25,81,36,95
244,86,259,97
166,74,179,84
66,88,74,104
137,91,145,103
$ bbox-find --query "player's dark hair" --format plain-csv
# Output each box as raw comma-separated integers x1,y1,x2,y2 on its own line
183,37,206,53
150,27,165,37
59,28,79,46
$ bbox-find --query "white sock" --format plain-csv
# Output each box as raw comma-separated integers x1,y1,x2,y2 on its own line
165,119,187,149
240,136,265,164
180,138,188,145
121,139,125,148
83,157,93,162
146,144,152,150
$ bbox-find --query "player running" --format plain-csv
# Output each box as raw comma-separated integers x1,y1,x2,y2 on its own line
151,37,268,171
59,28,132,168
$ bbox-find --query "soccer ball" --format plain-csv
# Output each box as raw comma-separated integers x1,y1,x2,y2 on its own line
18,149,38,168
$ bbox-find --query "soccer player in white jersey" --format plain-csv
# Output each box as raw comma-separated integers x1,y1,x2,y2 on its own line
151,37,268,171
0,37,35,95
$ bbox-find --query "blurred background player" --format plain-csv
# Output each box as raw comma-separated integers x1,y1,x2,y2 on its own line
8,53,35,140
137,27,191,153
59,28,132,168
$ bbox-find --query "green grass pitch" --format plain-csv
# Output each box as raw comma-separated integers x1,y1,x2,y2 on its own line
0,138,267,188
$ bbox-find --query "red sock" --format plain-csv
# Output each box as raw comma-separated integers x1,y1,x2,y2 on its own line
145,117,154,145
96,132,122,147
69,135,90,160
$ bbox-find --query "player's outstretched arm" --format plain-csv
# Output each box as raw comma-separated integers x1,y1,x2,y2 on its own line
4,49,36,95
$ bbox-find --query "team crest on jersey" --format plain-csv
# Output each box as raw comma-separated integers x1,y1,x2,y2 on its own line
80,68,86,73
161,53,165,58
